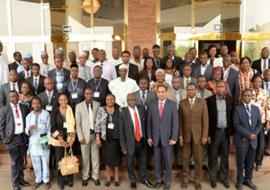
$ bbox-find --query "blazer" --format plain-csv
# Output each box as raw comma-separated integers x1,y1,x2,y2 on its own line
134,90,156,108
233,103,262,149
18,70,31,83
167,87,186,108
120,105,147,156
139,69,156,82
252,58,270,74
0,104,29,144
179,98,209,144
193,64,213,81
37,90,58,111
225,68,240,99
75,100,100,144
87,78,109,106
48,68,70,87
115,63,139,83
206,95,234,142
147,99,179,147
26,75,46,96
0,82,20,107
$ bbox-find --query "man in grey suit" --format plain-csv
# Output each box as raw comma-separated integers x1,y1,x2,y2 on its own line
180,64,197,89
0,69,20,107
193,52,213,81
135,78,156,109
75,87,100,186
222,55,240,100
147,84,179,190
120,93,153,190
0,91,30,190
234,89,262,190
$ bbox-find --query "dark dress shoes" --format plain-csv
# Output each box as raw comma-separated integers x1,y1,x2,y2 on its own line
105,181,110,187
114,181,120,187
235,183,243,190
66,182,73,187
82,179,88,186
131,183,137,190
221,180,230,188
13,186,21,190
20,180,31,187
93,179,100,186
153,182,162,189
210,178,216,188
32,182,42,189
142,179,154,188
243,181,257,190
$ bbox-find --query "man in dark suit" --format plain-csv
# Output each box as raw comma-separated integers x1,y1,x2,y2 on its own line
26,63,45,96
18,52,33,83
0,69,20,107
193,52,213,81
62,63,86,110
87,65,109,106
115,50,139,83
179,83,208,190
120,93,153,190
37,77,58,113
206,81,234,188
147,84,179,190
135,78,156,109
152,44,161,69
160,44,184,75
8,51,23,72
48,55,70,93
222,55,240,100
234,89,262,190
252,47,270,74
0,91,30,190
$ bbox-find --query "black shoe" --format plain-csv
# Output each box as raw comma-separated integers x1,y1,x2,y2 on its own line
221,180,230,188
235,183,242,190
147,165,154,170
114,181,120,187
131,183,137,190
142,179,154,188
44,183,51,190
82,179,88,186
66,182,73,187
163,183,170,190
93,179,101,186
20,180,31,187
32,182,42,189
13,186,21,190
189,164,195,170
105,181,110,187
210,178,216,188
202,164,208,171
243,181,257,190
153,182,162,189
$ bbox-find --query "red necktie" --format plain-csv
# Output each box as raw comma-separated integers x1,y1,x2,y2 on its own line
14,105,19,118
159,102,164,118
134,109,141,142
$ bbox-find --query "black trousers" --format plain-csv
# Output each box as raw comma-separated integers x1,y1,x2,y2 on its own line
208,129,229,182
55,147,74,187
265,130,270,150
127,140,147,184
255,126,265,166
7,135,25,187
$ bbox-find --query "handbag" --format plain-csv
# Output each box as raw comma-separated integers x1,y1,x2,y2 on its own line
58,148,79,176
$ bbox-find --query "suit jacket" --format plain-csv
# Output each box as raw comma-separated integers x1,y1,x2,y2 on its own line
26,75,46,96
147,99,179,147
0,83,18,107
193,64,213,81
0,104,28,144
252,58,270,74
48,68,70,88
139,69,156,82
87,78,109,106
75,100,100,144
135,90,156,108
180,77,197,89
115,63,139,83
167,87,186,109
18,70,31,83
225,68,240,99
233,103,262,149
37,90,58,111
206,95,234,142
120,105,147,156
179,98,209,144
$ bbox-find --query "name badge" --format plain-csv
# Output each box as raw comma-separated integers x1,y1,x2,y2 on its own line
63,122,67,129
46,105,52,111
71,92,78,99
108,123,114,129
94,91,100,98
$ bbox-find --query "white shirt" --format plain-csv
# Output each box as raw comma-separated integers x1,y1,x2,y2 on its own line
33,75,40,87
15,61,24,73
188,97,196,106
78,64,91,82
130,58,144,72
223,67,230,80
91,60,117,81
108,57,122,66
165,74,173,86
183,77,192,89
11,103,24,134
39,62,54,77
261,58,269,72
200,64,208,75
24,69,31,79
207,57,223,68
9,82,19,92
0,52,9,85
109,77,140,107
140,90,148,102
128,106,142,135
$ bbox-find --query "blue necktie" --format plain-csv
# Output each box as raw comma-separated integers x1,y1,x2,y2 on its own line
245,105,251,125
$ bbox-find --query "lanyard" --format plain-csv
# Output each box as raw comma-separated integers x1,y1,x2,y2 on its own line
94,78,102,91
71,79,79,92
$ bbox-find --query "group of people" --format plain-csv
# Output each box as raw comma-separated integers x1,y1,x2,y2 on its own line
0,40,269,190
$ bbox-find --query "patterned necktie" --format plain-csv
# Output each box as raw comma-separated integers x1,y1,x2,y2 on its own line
134,109,141,142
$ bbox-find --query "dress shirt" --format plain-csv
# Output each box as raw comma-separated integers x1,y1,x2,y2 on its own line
216,95,227,128
108,57,122,66
188,97,196,108
130,58,144,72
264,81,270,95
173,89,181,105
15,61,24,73
11,103,24,134
261,58,269,73
33,75,40,89
24,69,31,79
39,62,54,77
78,64,91,82
183,77,192,88
91,60,117,81
200,64,208,75
9,81,19,92
140,90,148,103
223,67,230,80
128,106,142,136
244,102,252,125
55,68,64,92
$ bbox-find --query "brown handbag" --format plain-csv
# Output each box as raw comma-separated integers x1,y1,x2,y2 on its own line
58,148,79,176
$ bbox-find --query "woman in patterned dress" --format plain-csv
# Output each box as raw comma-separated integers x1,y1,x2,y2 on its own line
239,56,257,93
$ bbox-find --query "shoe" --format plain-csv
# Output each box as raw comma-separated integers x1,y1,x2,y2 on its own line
202,164,208,171
235,183,243,190
195,183,202,190
142,179,154,188
147,165,154,170
153,182,162,189
131,183,137,190
265,149,270,156
181,178,189,189
255,165,262,171
243,181,257,190
210,178,216,188
114,181,120,187
32,182,42,189
93,179,100,186
13,186,21,190
44,183,51,190
163,183,170,190
189,164,195,170
66,182,73,187
105,181,110,187
20,180,31,187
221,180,230,188
82,179,88,186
